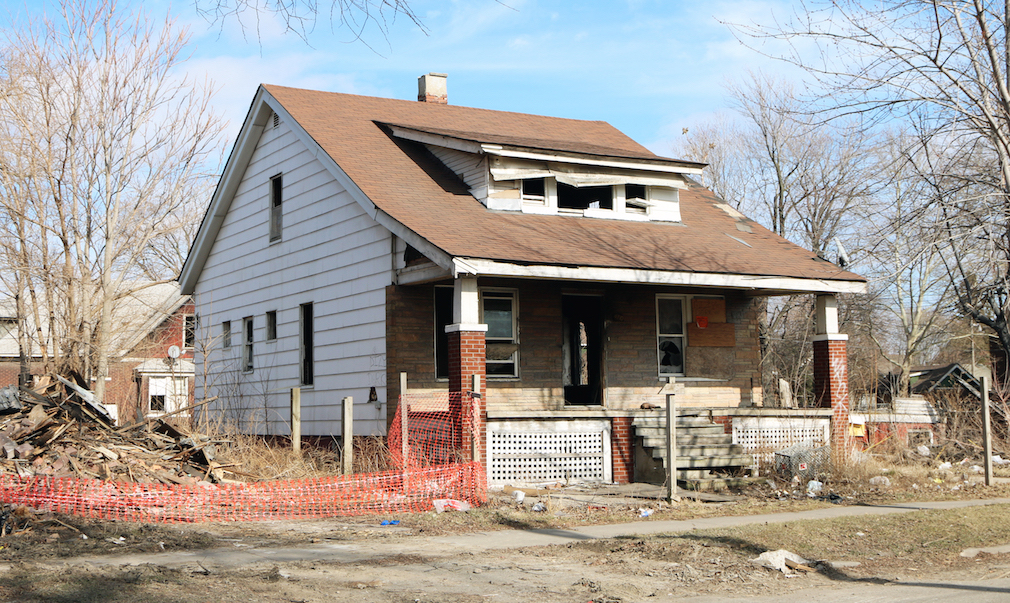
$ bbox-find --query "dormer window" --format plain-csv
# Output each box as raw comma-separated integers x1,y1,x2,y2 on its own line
521,178,545,204
558,183,612,211
625,184,648,215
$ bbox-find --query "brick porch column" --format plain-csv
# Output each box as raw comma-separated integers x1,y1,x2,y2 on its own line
446,276,487,459
812,294,849,465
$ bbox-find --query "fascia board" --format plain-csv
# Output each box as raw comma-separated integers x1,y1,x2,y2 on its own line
456,258,868,294
388,126,484,155
483,147,705,175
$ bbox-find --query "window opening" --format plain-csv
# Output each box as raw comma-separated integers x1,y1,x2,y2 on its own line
521,178,546,204
625,184,648,215
183,314,197,349
149,377,188,416
482,291,518,378
434,286,453,379
657,297,685,375
300,303,314,386
557,183,612,210
269,174,283,242
562,295,603,405
242,316,254,372
222,321,231,348
266,310,277,341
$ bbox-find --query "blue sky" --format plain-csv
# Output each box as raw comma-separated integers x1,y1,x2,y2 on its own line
3,0,803,156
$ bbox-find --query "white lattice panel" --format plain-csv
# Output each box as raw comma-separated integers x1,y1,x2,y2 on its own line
487,420,611,485
732,417,829,462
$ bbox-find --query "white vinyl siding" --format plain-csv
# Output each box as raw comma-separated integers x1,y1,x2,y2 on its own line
192,116,389,437
426,145,487,193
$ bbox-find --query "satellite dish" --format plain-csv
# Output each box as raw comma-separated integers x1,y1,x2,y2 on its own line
167,345,181,359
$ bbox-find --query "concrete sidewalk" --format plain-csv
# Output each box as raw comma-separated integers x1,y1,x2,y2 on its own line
54,496,1010,571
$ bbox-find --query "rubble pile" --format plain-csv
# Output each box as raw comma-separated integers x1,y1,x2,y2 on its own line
0,375,231,486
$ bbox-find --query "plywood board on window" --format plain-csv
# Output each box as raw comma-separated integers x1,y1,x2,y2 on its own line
685,346,735,379
687,322,735,347
692,298,726,323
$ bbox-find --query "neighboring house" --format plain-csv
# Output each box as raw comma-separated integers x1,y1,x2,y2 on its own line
0,283,195,425
180,74,866,484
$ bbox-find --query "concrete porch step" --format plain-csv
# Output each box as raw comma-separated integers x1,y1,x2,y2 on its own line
680,476,765,492
644,443,746,458
654,454,754,469
635,424,727,437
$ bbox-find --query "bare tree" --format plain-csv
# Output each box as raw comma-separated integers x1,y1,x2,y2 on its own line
675,73,877,404
195,0,424,45
734,0,1010,383
0,0,225,402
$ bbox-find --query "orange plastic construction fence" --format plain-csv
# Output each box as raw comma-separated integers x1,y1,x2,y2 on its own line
0,392,486,523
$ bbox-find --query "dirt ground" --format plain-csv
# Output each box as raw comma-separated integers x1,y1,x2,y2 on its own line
2,482,1010,602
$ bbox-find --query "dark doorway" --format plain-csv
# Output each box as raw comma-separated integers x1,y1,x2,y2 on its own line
563,295,603,405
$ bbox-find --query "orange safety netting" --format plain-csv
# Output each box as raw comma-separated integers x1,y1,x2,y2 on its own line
0,392,486,523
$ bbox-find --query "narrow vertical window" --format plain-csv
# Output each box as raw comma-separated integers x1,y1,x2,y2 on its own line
222,321,231,348
657,296,685,376
183,314,197,349
269,174,283,242
300,303,314,386
242,316,254,372
266,310,277,341
434,286,453,379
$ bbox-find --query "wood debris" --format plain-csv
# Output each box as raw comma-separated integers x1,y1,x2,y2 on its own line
0,375,231,486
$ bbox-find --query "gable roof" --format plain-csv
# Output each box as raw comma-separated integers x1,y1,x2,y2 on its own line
181,84,865,295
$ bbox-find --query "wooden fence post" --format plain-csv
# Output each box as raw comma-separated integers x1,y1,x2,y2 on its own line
342,396,353,475
291,387,301,455
983,375,993,486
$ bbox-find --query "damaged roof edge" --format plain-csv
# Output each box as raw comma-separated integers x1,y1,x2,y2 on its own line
452,258,868,294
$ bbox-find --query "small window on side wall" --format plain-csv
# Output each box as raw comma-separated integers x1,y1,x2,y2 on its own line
656,296,685,376
300,303,314,386
242,316,254,372
183,315,197,349
222,321,231,348
269,174,283,242
266,310,277,341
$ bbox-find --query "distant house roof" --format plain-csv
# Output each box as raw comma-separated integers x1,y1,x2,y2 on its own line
910,363,983,399
182,84,866,295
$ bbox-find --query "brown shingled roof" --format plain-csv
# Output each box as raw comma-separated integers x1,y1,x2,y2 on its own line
264,84,864,284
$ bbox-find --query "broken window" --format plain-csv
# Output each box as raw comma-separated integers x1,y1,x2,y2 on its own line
242,316,254,372
482,291,518,378
625,184,648,215
222,321,231,348
183,314,197,349
149,376,188,416
300,303,314,386
266,310,277,341
657,296,685,376
557,183,612,211
269,174,283,242
434,286,453,379
521,178,546,204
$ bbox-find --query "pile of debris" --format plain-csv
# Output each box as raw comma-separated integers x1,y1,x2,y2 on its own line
0,375,232,486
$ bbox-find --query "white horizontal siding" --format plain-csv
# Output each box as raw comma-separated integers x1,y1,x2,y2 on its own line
193,117,390,437
427,145,486,192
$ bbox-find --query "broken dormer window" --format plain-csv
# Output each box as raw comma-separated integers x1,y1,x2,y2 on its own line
521,178,545,204
558,183,612,211
625,184,648,215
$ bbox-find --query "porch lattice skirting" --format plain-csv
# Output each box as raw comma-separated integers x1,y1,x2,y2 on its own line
731,417,830,463
486,420,612,485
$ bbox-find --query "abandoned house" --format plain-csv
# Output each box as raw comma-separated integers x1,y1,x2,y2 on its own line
179,74,866,487
0,282,195,425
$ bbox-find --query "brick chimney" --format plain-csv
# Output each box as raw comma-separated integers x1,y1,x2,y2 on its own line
418,73,448,104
